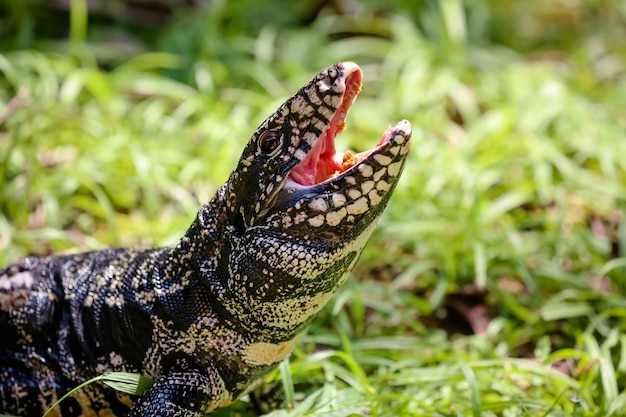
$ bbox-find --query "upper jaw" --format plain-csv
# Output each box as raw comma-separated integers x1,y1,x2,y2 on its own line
284,60,411,193
286,62,363,187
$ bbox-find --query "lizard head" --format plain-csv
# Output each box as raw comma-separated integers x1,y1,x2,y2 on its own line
225,62,411,234
220,63,411,338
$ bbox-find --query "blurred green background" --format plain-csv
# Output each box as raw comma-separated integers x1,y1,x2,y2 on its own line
1,1,626,416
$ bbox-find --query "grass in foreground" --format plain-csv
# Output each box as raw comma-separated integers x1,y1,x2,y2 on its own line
1,1,626,416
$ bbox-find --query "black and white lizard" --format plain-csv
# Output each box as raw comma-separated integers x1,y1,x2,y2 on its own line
0,62,411,416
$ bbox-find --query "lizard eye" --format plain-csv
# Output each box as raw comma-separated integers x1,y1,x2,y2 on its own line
259,131,281,155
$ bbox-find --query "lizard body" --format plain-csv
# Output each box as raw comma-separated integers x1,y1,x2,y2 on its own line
0,62,411,416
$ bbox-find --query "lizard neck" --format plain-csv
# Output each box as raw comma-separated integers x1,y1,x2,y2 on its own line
152,186,231,326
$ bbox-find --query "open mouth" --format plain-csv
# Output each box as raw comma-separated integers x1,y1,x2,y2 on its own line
287,63,384,187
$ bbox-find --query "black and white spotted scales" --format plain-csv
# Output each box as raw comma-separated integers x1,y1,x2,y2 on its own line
0,62,411,416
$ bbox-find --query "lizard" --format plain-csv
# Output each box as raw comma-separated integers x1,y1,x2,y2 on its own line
0,61,411,416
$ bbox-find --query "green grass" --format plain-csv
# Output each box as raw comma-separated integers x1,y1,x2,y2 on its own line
2,0,626,416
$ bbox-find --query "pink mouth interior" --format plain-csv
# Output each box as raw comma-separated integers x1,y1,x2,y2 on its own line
287,69,366,186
